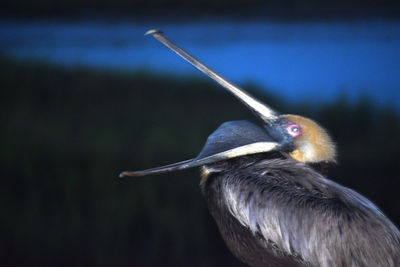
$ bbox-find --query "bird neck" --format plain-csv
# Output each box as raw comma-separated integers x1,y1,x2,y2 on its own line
200,153,284,186
308,161,335,177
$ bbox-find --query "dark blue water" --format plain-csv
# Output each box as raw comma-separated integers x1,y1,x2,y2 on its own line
1,18,399,109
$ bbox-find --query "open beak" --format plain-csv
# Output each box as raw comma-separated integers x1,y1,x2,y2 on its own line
120,120,281,178
119,30,281,178
120,141,278,178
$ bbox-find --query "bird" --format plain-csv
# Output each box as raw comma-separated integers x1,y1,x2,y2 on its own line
120,30,400,267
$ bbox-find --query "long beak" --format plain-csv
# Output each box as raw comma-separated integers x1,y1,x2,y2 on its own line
145,29,278,122
119,32,282,178
119,141,278,178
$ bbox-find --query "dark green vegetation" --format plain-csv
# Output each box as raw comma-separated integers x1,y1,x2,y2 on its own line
1,57,399,266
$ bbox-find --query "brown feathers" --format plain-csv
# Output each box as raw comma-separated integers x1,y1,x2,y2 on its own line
281,114,337,163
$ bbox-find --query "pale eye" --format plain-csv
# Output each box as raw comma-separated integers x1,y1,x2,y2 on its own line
286,123,302,138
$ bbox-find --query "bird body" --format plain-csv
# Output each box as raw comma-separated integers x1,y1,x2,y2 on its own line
201,157,400,266
120,30,400,267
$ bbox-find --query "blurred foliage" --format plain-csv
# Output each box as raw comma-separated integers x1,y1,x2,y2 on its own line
0,56,399,266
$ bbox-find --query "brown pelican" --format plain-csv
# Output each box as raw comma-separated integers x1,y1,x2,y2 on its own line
120,30,400,267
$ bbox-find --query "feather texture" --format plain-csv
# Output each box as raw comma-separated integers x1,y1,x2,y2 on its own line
201,158,400,267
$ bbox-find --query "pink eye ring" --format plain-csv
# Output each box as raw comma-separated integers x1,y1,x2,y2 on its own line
286,123,302,138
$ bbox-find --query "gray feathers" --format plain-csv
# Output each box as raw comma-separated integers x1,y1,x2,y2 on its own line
201,158,400,267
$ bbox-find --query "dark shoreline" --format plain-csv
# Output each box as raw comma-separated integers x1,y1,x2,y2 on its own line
2,2,400,22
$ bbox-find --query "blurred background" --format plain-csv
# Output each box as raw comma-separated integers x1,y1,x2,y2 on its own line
1,0,400,266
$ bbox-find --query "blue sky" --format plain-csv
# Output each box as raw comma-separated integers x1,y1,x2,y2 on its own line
1,18,399,110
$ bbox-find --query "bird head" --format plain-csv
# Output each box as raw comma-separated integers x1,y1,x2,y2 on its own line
119,30,336,178
265,114,336,163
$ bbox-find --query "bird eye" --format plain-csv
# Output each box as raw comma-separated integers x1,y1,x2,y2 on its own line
286,123,302,138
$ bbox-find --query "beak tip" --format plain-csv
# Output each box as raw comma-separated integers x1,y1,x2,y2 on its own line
145,29,162,36
118,172,128,178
